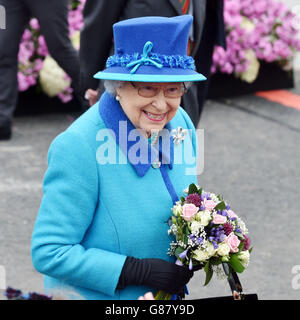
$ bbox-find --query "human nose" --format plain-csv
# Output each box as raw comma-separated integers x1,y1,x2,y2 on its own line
151,90,168,111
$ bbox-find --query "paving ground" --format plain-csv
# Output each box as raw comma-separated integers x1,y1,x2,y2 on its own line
0,70,300,300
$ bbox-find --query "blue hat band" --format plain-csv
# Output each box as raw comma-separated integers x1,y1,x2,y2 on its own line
106,41,196,74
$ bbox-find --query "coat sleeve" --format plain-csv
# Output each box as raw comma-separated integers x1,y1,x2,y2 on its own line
31,130,127,297
79,0,128,93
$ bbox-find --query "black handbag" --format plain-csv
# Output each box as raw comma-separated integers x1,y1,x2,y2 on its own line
193,263,258,301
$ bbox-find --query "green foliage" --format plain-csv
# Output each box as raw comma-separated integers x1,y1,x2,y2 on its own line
204,261,213,286
214,201,226,211
228,254,245,273
188,183,198,195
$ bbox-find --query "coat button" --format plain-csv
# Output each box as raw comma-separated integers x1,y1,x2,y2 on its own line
152,160,161,169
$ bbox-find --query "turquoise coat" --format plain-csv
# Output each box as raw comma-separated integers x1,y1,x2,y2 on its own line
31,92,198,300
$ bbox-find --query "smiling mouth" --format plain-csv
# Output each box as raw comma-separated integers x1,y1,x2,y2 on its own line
143,110,167,121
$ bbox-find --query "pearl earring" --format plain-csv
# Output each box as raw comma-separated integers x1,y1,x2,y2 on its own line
116,95,120,101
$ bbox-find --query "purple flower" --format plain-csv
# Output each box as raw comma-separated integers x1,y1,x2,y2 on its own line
223,222,233,236
212,241,219,250
189,234,196,241
221,210,228,216
186,193,202,208
189,259,193,270
179,249,188,260
242,235,251,251
197,237,203,244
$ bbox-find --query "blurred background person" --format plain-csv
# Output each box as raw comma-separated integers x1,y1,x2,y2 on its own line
80,0,226,127
0,0,85,141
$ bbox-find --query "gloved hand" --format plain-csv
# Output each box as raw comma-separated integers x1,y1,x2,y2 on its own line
117,257,194,294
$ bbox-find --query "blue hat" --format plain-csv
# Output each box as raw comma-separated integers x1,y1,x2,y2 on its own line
93,15,206,82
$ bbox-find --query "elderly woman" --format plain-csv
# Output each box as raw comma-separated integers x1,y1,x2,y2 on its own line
31,15,206,300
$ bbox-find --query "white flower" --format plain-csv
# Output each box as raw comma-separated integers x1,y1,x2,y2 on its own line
237,250,250,267
216,242,231,257
196,209,211,226
169,224,178,235
210,193,219,203
205,242,216,258
190,221,202,234
39,56,71,97
240,49,260,83
193,249,209,262
238,219,248,234
172,203,183,216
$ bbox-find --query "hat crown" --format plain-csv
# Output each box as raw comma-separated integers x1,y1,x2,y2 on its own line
113,15,193,57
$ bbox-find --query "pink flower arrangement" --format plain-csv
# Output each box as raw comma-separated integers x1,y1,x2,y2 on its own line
17,0,85,102
211,0,300,82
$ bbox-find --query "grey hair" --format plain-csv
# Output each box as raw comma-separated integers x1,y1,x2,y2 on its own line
103,80,193,96
103,80,124,96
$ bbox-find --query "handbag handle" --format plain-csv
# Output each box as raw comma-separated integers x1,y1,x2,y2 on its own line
222,262,244,300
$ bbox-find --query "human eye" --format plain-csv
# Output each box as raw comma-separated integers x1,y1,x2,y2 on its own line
142,85,156,92
166,86,181,96
139,85,157,97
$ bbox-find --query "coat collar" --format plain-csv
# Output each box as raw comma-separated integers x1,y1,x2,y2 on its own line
98,91,174,177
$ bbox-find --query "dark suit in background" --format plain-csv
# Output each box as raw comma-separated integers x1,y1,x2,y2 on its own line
80,0,226,127
0,0,82,139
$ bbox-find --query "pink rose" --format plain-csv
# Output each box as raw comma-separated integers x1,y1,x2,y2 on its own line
212,213,227,225
181,203,198,221
225,232,240,253
227,210,238,219
204,199,216,211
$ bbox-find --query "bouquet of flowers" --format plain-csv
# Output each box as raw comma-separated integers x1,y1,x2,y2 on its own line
155,183,252,300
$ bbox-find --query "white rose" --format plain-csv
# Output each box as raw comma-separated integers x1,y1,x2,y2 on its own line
237,250,250,267
39,56,70,97
205,242,216,258
196,209,211,226
193,249,209,262
216,242,230,257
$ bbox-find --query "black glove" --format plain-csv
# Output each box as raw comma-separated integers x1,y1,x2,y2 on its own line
117,257,194,294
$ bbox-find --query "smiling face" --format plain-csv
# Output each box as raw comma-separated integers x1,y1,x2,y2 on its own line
116,82,182,137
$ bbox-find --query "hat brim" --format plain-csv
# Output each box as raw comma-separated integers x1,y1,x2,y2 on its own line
93,66,206,82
